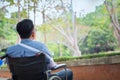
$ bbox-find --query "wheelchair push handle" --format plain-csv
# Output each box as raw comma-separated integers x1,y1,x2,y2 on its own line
0,54,8,66
0,54,8,60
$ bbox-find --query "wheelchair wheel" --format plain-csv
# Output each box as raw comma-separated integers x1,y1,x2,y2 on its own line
49,75,62,80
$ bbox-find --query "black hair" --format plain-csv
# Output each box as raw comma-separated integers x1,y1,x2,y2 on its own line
16,19,34,39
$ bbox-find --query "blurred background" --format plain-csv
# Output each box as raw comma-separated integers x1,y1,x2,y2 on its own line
0,0,120,58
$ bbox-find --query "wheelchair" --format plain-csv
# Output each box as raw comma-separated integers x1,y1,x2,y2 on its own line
0,53,67,80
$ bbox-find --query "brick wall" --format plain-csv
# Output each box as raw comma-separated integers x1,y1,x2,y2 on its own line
0,55,120,80
69,63,120,80
0,70,11,78
58,55,120,80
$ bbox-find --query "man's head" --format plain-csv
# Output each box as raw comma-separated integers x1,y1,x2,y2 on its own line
16,19,36,39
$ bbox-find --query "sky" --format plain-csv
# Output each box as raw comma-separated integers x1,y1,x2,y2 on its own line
1,0,105,25
73,0,105,17
33,0,105,25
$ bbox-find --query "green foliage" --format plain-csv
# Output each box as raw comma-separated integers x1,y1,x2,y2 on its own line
0,7,17,50
117,0,120,23
5,0,15,5
38,17,73,57
0,0,119,58
47,42,71,58
80,24,117,54
78,4,117,54
86,26,116,52
0,52,5,56
54,51,120,62
77,5,109,26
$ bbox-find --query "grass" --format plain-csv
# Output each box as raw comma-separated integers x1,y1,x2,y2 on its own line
54,51,120,62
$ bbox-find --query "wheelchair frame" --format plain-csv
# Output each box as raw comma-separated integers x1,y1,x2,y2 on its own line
0,53,67,80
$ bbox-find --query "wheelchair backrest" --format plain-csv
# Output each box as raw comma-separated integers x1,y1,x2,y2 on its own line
8,53,48,80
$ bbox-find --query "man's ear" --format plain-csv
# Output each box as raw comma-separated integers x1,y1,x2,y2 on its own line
31,31,36,40
17,34,21,43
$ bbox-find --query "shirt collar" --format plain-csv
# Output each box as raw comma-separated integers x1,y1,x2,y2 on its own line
20,39,32,43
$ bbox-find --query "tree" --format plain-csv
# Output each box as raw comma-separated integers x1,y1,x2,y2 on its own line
85,26,116,53
1,0,21,22
0,13,16,50
38,0,87,56
38,0,54,43
32,0,38,25
37,0,70,44
104,0,120,47
17,0,21,22
78,4,117,54
0,0,18,50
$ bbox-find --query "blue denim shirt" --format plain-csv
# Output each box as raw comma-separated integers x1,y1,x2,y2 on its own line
6,39,56,68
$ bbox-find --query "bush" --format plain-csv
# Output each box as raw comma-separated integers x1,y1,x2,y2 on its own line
80,26,117,54
54,51,120,62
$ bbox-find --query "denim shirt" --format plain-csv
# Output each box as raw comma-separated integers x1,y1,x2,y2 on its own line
6,39,57,69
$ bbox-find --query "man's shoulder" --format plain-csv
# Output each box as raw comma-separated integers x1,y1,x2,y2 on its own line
7,44,17,49
32,41,45,46
6,44,19,53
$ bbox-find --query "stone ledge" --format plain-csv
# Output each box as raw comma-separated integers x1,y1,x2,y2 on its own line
57,55,120,66
1,55,120,69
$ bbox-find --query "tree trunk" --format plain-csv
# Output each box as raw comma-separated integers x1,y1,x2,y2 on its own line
104,0,120,47
33,1,36,26
73,44,81,56
17,0,21,43
42,10,47,44
27,0,30,19
58,43,62,57
18,0,20,22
